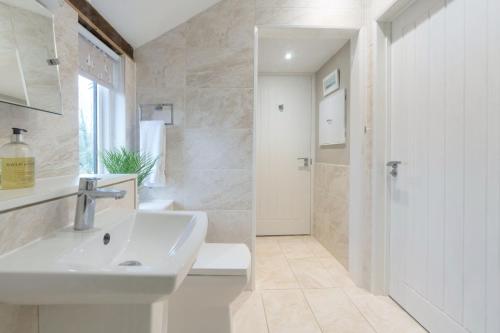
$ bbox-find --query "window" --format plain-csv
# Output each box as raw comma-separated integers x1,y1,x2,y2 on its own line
78,76,112,174
78,27,124,174
78,75,96,174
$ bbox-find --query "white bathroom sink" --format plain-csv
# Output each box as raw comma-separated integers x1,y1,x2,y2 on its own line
0,209,207,304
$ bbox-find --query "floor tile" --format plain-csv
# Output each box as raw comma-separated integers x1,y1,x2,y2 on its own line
304,288,376,333
231,237,426,333
256,256,300,290
318,257,356,287
288,258,337,289
344,287,427,333
232,291,269,333
261,290,321,333
256,237,283,258
302,236,334,258
276,237,315,259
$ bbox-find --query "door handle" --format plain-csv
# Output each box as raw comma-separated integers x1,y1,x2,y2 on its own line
297,157,310,167
386,161,402,177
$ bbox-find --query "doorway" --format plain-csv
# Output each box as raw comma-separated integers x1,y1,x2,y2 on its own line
255,27,353,237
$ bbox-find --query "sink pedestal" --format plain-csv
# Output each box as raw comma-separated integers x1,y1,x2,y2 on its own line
39,303,167,333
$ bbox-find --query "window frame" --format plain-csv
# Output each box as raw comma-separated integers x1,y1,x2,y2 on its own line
78,24,124,175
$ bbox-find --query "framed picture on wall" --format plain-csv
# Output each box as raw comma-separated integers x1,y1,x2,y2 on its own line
323,69,340,96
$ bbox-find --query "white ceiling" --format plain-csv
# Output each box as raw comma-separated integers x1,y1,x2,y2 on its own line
258,28,353,74
87,0,223,48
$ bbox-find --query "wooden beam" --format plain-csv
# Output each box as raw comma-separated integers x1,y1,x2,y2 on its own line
65,0,134,59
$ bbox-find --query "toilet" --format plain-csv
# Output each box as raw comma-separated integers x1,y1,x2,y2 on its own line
166,242,251,333
138,202,251,333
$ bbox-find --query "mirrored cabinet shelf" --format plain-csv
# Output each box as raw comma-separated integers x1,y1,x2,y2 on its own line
0,0,62,114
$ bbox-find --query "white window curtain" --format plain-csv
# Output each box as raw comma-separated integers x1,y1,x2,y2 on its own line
78,34,115,88
78,29,127,173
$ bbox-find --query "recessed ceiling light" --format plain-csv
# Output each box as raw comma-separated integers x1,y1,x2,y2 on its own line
285,52,293,60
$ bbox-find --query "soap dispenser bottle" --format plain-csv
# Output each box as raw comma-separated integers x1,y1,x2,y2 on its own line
0,128,35,189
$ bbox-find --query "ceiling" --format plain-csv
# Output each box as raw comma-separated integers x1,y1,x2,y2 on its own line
258,27,353,74
87,0,222,48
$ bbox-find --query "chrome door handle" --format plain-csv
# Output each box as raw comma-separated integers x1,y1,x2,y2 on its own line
297,157,310,167
386,161,402,177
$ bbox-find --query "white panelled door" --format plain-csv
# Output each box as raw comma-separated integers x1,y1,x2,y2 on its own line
389,0,499,332
256,75,312,235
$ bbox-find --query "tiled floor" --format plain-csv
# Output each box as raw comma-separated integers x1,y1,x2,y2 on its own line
231,236,427,333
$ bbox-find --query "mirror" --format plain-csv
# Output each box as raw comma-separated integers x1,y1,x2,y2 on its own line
0,0,62,114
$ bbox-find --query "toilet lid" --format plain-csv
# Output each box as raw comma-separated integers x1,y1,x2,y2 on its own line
189,243,251,276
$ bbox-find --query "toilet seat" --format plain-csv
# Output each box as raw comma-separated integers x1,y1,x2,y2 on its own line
189,243,251,276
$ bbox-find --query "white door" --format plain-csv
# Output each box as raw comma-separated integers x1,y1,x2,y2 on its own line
389,0,499,332
256,75,312,235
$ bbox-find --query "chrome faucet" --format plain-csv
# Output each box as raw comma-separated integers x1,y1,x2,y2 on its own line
74,177,126,231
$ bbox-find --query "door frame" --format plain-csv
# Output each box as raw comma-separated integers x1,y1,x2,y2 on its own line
254,72,316,236
371,0,426,295
252,24,362,287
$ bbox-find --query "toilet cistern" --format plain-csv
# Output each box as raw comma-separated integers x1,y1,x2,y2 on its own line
74,177,126,231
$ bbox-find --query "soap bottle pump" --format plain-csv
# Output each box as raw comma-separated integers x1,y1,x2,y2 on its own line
0,128,35,189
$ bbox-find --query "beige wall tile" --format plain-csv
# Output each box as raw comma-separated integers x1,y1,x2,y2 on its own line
185,88,253,129
164,128,185,170
256,7,362,28
0,3,79,179
186,0,255,49
206,210,252,245
136,0,256,248
186,47,253,89
0,197,74,255
183,169,252,210
184,128,252,170
136,44,186,90
313,163,349,268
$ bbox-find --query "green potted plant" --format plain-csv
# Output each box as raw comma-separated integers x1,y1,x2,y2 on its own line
101,147,158,187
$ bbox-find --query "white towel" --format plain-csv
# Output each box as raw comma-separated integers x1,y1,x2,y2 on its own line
140,120,166,186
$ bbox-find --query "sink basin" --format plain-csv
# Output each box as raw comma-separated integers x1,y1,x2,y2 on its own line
0,208,207,304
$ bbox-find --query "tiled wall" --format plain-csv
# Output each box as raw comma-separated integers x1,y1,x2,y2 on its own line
255,0,362,27
135,0,255,248
0,196,76,333
0,3,79,178
312,41,351,269
313,163,349,268
0,3,139,331
136,0,363,254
